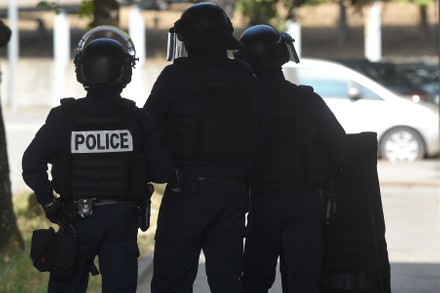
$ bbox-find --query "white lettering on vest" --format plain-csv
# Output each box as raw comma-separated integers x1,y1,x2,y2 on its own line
71,130,133,153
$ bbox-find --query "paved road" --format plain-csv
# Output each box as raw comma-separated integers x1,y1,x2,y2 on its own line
4,107,440,292
137,160,440,293
382,185,440,293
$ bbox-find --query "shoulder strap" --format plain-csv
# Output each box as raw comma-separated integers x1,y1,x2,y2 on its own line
112,98,148,136
59,97,82,123
233,58,254,76
60,97,77,111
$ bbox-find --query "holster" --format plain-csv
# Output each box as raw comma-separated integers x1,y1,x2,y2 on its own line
138,184,154,232
51,226,78,280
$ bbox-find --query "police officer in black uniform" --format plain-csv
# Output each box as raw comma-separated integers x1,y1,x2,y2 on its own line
234,24,349,293
22,26,172,293
143,3,265,293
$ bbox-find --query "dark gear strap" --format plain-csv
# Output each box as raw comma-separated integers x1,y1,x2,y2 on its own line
295,85,332,187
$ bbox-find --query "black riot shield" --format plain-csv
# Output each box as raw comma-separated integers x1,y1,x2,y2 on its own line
320,132,391,293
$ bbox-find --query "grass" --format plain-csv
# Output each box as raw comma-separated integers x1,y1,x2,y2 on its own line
0,184,165,293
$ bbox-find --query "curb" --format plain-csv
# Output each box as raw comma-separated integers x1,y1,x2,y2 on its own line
379,181,440,188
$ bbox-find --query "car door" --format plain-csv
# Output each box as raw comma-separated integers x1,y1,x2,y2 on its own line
293,66,365,134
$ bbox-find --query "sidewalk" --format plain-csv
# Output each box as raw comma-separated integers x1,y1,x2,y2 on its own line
376,159,440,187
136,159,440,292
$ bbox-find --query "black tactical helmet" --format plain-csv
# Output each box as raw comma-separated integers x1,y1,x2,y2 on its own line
74,26,137,91
234,24,299,72
172,2,241,50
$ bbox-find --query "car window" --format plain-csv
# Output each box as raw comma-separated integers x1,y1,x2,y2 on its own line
297,67,349,99
296,67,385,101
357,82,383,101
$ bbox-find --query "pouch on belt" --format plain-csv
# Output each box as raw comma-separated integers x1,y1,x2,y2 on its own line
30,227,56,272
30,225,79,280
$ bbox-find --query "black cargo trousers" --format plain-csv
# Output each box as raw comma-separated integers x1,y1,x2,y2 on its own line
243,189,322,293
48,201,139,293
151,176,248,293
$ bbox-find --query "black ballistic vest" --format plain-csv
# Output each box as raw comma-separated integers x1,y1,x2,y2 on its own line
52,98,148,201
163,59,258,164
251,84,330,193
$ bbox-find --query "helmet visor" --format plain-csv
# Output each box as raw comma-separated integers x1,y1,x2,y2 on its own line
282,33,300,64
167,28,188,61
75,25,137,67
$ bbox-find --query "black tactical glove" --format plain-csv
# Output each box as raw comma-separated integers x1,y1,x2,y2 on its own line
42,198,64,224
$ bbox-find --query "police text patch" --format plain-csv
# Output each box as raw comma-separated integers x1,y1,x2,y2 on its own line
71,130,133,153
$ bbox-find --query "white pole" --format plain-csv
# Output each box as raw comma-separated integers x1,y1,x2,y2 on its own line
7,0,18,109
127,4,146,106
364,1,382,62
53,10,70,105
129,5,145,66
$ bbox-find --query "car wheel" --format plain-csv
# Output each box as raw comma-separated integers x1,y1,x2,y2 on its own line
379,127,425,162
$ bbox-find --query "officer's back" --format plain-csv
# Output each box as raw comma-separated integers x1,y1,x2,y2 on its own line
22,26,171,293
146,48,263,177
143,3,265,293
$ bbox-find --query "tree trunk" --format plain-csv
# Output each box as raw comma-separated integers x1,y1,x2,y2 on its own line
0,99,24,253
337,0,350,42
418,4,431,40
91,0,120,27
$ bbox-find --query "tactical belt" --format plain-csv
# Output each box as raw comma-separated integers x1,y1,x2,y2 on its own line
94,199,134,206
76,198,136,218
184,176,243,182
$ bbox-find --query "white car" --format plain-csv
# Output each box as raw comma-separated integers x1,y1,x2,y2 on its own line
282,58,439,162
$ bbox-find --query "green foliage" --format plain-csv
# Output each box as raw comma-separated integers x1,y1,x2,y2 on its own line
286,0,329,7
396,0,433,6
36,1,63,14
236,0,329,29
79,0,94,20
350,0,433,15
0,252,48,293
236,0,278,26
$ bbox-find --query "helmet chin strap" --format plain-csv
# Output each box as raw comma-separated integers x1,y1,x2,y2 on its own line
75,25,137,68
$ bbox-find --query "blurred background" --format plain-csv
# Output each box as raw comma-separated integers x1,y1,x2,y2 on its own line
0,0,438,108
0,2,438,292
